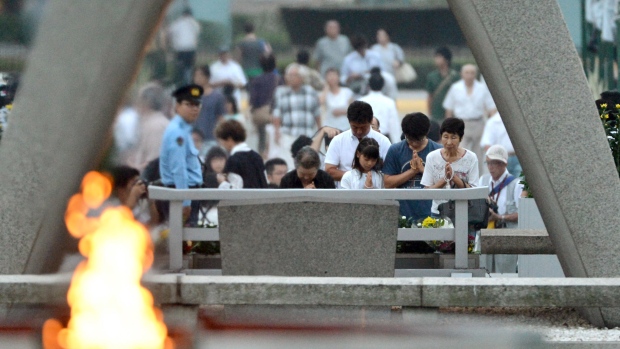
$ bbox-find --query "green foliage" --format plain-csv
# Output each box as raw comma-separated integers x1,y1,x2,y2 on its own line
597,103,620,177
197,20,229,52
519,172,533,198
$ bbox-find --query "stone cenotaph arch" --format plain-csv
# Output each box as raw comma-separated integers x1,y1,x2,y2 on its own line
448,0,620,327
0,0,171,274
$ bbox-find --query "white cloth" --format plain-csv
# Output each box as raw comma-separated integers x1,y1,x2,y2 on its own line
478,170,523,215
167,16,200,51
442,80,496,120
340,169,384,189
358,91,401,143
325,129,391,187
114,107,139,152
420,149,479,214
479,112,514,153
230,142,252,155
370,42,404,76
324,87,354,131
340,50,384,84
210,59,248,107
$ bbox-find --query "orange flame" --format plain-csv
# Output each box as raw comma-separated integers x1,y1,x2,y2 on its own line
44,171,172,349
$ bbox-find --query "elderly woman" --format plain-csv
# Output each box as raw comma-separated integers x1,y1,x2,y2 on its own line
279,146,336,189
420,117,479,216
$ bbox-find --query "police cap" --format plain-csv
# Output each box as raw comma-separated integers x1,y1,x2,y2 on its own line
172,84,203,104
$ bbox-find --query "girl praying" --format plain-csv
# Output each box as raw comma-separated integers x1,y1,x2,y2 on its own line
340,138,384,189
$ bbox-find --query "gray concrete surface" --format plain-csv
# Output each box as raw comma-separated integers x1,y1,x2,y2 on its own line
481,229,554,255
0,0,171,274
218,197,400,277
447,0,620,327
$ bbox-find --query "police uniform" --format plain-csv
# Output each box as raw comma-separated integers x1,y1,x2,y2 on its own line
159,84,204,224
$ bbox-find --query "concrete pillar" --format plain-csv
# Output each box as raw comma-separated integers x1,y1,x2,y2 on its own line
447,0,620,327
0,0,171,274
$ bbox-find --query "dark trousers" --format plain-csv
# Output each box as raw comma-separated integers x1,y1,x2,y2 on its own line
174,50,196,86
159,184,201,226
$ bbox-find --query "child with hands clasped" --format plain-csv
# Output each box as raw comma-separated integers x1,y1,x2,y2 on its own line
340,138,384,189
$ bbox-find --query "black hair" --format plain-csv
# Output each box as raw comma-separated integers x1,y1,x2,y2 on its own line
222,84,235,98
191,127,205,141
440,117,465,140
350,34,368,51
401,112,431,140
197,64,210,78
224,94,238,114
296,50,310,65
351,138,383,177
265,158,287,175
204,146,228,174
110,166,140,190
291,135,312,158
347,100,373,124
368,72,384,91
294,146,321,169
435,46,452,66
182,8,193,16
243,22,255,34
260,54,276,72
214,119,246,142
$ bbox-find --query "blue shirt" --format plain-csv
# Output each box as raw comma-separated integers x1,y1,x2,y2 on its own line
383,139,443,221
159,115,203,206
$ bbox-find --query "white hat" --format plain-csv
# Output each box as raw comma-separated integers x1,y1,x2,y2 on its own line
486,145,508,164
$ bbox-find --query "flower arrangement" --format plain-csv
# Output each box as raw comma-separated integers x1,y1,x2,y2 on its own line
596,101,620,177
417,216,476,254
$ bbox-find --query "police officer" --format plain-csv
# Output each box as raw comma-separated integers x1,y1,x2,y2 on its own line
160,84,204,224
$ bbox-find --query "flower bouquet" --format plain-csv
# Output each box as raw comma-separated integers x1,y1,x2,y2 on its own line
416,216,476,254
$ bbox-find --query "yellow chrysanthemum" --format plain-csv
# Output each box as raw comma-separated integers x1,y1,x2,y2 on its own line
6,104,12,111
422,216,436,228
616,104,620,109
601,103,608,109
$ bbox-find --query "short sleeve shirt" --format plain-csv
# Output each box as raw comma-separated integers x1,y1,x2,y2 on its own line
340,169,384,189
420,149,479,214
383,140,443,220
425,69,460,122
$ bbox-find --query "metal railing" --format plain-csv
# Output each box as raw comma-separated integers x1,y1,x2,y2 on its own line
148,187,489,273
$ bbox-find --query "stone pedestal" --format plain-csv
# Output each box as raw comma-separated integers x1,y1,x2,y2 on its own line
217,197,399,277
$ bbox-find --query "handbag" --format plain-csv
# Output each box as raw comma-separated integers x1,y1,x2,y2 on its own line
438,198,491,230
251,104,272,127
395,62,417,83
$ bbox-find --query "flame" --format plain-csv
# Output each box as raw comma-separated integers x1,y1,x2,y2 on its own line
44,171,172,349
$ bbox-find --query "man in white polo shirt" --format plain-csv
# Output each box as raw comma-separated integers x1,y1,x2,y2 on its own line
325,101,391,187
443,64,496,171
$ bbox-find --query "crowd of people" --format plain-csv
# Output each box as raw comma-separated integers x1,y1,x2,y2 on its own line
107,15,525,262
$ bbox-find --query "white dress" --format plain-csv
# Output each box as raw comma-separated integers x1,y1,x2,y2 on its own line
324,87,353,131
420,148,479,214
340,169,384,189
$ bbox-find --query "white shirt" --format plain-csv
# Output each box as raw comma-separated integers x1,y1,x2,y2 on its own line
370,42,404,75
442,80,496,120
324,87,354,131
420,149,479,214
478,170,523,215
358,91,401,143
340,169,384,189
480,112,515,154
340,50,384,84
210,59,248,107
167,16,200,51
325,129,391,187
